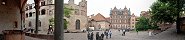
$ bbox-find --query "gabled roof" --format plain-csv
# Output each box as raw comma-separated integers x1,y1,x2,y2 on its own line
105,17,110,20
91,13,106,21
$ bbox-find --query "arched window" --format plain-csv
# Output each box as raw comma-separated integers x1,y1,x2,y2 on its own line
41,9,46,15
29,21,32,27
76,19,80,30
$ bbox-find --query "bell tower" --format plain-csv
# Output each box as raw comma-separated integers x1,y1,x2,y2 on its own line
79,0,87,16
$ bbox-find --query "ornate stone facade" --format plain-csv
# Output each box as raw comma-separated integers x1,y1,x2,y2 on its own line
25,0,55,34
130,13,136,29
64,0,88,32
109,6,134,29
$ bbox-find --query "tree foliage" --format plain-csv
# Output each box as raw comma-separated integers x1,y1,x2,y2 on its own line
136,16,158,31
150,0,185,24
64,6,73,18
150,1,178,23
49,6,73,29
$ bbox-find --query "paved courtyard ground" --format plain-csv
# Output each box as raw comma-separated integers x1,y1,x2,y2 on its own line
25,25,185,40
64,26,185,40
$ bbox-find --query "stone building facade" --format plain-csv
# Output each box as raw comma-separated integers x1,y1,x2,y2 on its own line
24,0,88,33
109,6,133,29
24,0,55,34
0,0,24,34
64,0,88,32
130,13,136,29
88,13,110,30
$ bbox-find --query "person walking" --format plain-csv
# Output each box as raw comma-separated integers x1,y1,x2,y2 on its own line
122,29,126,36
90,32,94,40
108,31,112,38
96,32,100,40
118,29,120,32
105,31,108,39
136,30,139,35
101,33,104,40
87,32,91,40
30,26,34,33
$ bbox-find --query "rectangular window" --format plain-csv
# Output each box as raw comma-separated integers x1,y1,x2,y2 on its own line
41,1,45,6
26,13,28,18
120,20,121,23
29,6,32,9
114,20,115,23
132,19,134,21
132,22,134,24
125,20,126,23
29,12,32,17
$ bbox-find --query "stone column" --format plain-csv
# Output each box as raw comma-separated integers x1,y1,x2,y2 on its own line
54,0,64,40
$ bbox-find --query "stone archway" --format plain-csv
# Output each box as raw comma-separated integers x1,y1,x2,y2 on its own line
76,19,80,30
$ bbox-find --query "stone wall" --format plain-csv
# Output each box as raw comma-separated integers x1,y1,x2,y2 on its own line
67,15,88,31
0,0,21,34
25,5,54,34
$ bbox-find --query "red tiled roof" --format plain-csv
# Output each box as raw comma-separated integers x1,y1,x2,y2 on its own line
91,13,106,21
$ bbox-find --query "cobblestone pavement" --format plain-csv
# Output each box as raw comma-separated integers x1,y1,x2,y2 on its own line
64,27,185,40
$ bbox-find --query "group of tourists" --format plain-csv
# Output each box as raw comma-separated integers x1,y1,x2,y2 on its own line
87,30,112,40
87,32,94,40
118,29,126,36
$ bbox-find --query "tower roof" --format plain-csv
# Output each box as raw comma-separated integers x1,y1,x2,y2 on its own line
124,6,127,9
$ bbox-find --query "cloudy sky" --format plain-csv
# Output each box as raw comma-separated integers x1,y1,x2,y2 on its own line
27,0,156,17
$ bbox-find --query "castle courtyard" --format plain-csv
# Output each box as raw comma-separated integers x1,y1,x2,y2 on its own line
63,26,185,40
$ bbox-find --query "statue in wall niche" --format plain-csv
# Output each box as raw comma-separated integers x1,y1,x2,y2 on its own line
13,21,18,28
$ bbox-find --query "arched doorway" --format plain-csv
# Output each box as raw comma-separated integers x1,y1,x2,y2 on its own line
76,19,80,30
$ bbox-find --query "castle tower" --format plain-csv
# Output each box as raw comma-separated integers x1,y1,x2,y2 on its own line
79,0,87,16
68,0,74,5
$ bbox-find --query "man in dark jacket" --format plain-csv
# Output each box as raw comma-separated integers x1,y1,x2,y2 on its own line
90,32,94,40
101,33,104,40
87,32,91,40
96,32,100,40
105,31,108,39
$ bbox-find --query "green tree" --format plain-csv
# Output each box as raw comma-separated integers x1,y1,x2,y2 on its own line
49,6,73,29
150,0,185,33
64,6,73,18
150,1,178,23
136,16,158,31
